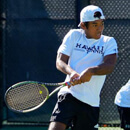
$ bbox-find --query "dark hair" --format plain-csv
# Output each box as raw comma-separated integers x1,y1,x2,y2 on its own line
94,11,102,19
84,22,89,28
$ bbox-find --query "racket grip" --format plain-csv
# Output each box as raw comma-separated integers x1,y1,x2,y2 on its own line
65,82,71,87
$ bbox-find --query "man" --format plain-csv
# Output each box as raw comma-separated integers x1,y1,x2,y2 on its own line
115,79,130,130
48,5,118,130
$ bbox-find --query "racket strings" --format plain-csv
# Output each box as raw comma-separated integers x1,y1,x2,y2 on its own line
6,83,48,111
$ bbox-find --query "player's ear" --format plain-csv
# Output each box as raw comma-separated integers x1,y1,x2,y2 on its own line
80,22,87,30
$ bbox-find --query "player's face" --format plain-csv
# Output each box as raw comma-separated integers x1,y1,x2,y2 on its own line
85,20,104,39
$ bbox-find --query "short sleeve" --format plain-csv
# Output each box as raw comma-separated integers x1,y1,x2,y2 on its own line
57,29,81,56
104,37,118,56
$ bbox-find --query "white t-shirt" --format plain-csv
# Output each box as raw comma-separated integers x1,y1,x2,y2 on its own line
57,29,118,107
115,79,130,107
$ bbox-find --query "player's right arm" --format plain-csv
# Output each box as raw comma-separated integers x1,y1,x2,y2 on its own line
56,53,81,86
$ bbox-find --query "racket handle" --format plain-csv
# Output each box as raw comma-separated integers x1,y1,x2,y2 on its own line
65,82,72,88
65,82,71,86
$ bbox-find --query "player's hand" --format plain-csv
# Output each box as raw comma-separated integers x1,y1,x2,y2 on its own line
79,68,93,83
68,72,81,87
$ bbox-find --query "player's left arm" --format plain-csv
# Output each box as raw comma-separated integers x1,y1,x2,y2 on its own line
75,53,117,84
90,53,117,75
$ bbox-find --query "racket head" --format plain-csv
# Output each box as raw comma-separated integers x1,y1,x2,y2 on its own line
4,81,49,113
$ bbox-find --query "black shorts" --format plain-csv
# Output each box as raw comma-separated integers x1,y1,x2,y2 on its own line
117,106,130,129
50,93,99,130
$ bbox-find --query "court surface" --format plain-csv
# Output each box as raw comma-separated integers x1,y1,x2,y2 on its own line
0,126,123,130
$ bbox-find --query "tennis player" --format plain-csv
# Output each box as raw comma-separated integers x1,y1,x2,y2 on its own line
48,5,118,130
115,79,130,130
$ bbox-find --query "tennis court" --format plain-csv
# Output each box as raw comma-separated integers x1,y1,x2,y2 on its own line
1,127,124,130
0,0,129,130
98,127,123,130
0,125,124,130
0,126,124,130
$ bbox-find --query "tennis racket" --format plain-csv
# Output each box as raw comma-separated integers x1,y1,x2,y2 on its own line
4,81,70,113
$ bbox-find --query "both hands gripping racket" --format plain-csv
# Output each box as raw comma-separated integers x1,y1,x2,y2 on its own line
4,81,70,113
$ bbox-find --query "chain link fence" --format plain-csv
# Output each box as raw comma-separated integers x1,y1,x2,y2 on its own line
1,0,130,129
90,0,130,127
